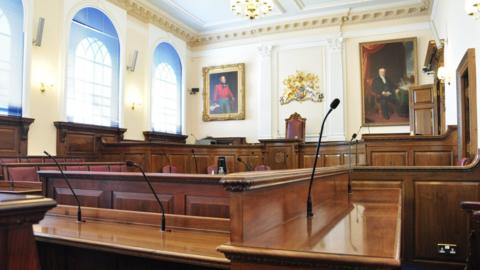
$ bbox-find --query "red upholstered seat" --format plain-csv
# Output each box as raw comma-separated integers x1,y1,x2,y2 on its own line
254,165,271,171
65,166,88,171
8,167,39,182
109,164,128,172
0,158,19,164
285,112,306,141
89,165,109,172
207,165,217,174
24,158,43,163
69,158,85,162
162,165,177,173
39,166,59,171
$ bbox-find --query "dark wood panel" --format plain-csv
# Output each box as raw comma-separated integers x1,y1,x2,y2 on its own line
324,154,342,167
112,191,174,213
53,187,108,208
186,195,229,218
414,182,479,262
413,151,453,166
371,151,407,166
0,116,34,156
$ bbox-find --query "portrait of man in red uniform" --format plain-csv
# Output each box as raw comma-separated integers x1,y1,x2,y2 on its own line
212,75,236,114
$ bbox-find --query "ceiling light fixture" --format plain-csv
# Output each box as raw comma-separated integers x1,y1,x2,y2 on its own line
231,0,273,20
465,0,480,18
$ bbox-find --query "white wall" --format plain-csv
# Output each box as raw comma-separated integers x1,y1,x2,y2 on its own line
188,16,434,143
431,0,480,135
25,0,189,154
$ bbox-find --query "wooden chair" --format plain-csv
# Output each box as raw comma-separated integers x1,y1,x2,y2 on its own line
162,165,177,173
285,112,306,141
254,165,271,171
8,167,38,182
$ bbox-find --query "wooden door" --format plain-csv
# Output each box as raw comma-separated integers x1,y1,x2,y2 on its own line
410,84,437,135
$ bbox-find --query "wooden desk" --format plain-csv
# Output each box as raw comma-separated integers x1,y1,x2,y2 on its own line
0,181,42,195
34,205,230,270
0,193,56,270
218,167,401,270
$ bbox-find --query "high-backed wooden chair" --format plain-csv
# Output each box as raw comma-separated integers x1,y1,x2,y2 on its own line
285,112,306,141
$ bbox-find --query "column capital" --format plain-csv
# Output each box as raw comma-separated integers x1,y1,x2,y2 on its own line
327,37,344,52
257,44,273,58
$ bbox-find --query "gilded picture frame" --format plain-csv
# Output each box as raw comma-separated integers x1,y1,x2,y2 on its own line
360,37,418,126
202,63,245,121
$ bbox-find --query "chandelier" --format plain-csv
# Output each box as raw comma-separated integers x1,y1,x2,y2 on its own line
465,0,480,18
231,0,273,20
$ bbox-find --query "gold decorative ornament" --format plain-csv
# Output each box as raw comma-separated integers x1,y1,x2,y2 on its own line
280,71,324,105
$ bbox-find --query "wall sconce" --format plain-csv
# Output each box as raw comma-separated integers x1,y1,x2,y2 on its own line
39,82,53,94
465,0,480,18
126,92,142,110
437,66,451,85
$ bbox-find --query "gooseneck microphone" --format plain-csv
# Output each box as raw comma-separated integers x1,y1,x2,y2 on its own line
348,133,357,194
306,98,340,217
126,161,166,231
191,149,199,174
237,157,252,171
44,151,84,223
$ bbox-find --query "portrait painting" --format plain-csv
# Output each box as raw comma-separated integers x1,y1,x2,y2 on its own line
360,37,417,126
203,63,245,121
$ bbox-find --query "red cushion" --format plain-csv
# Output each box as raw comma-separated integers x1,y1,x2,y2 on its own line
65,166,88,171
254,165,271,171
286,120,303,139
0,158,19,164
162,165,177,173
89,165,109,172
109,165,127,172
8,167,39,182
25,158,43,163
39,166,59,171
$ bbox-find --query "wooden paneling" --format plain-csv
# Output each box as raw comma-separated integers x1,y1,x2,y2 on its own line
414,182,479,262
0,116,34,156
186,195,229,218
413,151,452,166
40,171,229,218
364,125,458,166
55,121,126,157
112,192,175,213
371,151,407,166
352,162,480,269
143,131,188,144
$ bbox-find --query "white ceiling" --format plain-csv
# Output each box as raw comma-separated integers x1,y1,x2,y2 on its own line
147,0,424,33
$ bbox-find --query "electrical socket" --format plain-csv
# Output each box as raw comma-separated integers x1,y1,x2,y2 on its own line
437,243,457,255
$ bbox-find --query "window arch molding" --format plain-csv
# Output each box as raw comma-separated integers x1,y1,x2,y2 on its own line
61,2,126,126
64,6,121,127
149,41,183,134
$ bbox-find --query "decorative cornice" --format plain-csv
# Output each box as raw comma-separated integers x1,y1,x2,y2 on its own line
107,0,197,43
190,0,432,47
106,0,432,47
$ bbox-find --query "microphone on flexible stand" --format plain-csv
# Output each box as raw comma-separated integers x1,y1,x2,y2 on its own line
237,157,252,171
161,152,172,173
191,149,199,174
44,151,84,223
126,161,166,231
306,98,340,218
348,133,357,194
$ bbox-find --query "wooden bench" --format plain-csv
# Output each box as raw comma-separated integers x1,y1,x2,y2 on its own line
0,156,89,179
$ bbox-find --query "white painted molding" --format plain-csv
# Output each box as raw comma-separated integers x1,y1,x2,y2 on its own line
257,44,274,139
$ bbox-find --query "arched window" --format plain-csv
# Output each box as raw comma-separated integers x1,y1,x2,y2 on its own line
0,1,24,116
151,43,182,134
66,7,120,127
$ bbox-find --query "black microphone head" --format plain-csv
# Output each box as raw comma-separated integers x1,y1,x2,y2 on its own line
125,160,136,167
330,98,340,109
351,133,357,140
237,157,242,162
191,149,195,153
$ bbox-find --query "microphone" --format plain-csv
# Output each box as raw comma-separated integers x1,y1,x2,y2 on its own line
348,133,357,194
237,157,252,171
306,98,340,217
191,149,199,174
44,151,84,223
161,152,172,173
126,161,166,231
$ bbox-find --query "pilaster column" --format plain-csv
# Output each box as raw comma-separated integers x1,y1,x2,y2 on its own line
257,44,273,139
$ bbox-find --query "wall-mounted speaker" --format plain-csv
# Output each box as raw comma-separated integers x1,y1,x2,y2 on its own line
126,50,139,72
33,17,45,47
